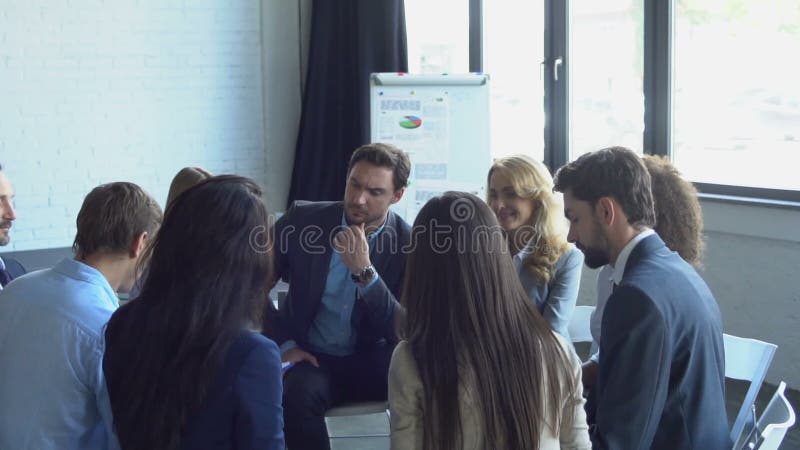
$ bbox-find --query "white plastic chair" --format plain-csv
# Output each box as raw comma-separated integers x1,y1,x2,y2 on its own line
268,280,289,310
568,305,595,343
325,400,390,443
736,381,796,450
568,305,597,357
724,333,778,446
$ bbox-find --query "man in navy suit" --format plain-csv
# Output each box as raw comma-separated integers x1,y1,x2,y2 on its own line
0,163,25,288
554,147,730,449
267,143,411,450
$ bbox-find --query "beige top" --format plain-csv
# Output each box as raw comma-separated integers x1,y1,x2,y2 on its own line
388,334,591,450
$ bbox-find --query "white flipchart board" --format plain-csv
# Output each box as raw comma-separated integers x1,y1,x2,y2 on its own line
369,73,491,224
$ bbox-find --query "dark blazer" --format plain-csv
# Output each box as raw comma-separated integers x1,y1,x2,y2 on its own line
182,332,284,450
591,235,730,450
0,256,26,287
266,201,410,352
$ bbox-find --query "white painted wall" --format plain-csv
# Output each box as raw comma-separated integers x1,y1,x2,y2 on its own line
577,199,800,388
0,1,270,251
260,0,311,211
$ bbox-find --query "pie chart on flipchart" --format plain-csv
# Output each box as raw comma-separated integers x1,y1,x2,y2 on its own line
399,115,422,129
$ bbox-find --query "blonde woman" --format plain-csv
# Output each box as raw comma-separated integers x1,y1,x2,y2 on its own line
487,155,582,338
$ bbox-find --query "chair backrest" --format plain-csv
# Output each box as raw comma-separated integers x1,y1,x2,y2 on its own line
724,333,778,446
568,305,595,344
269,280,290,310
737,381,796,450
757,382,796,449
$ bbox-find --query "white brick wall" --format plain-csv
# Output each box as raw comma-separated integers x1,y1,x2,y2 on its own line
0,1,268,251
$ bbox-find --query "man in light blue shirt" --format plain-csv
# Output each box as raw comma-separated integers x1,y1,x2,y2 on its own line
0,182,162,450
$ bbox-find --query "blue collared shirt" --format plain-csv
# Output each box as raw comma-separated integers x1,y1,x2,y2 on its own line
0,258,120,450
300,215,384,356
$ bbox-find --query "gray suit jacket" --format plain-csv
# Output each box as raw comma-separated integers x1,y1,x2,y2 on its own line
591,235,730,450
266,201,410,352
0,256,26,287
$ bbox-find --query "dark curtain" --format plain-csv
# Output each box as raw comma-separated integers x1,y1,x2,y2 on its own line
287,0,408,206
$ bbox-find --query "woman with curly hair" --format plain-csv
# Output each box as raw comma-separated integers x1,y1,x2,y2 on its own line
487,155,582,338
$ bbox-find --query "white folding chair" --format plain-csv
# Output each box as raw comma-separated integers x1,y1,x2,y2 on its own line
325,400,390,444
268,280,289,310
568,305,595,343
737,381,796,450
568,305,597,356
724,333,778,446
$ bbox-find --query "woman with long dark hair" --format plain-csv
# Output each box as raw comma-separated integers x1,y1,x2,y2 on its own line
103,176,284,450
389,192,590,450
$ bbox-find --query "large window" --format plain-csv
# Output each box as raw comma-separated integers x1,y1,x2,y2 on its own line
673,0,800,191
484,1,545,161
405,0,469,74
404,0,800,201
571,1,644,159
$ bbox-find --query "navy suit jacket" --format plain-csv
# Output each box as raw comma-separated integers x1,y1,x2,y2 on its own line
266,201,410,352
181,332,284,450
591,235,730,450
0,256,26,287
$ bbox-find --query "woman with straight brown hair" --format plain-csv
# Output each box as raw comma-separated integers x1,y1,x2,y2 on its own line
389,192,590,450
104,176,284,450
127,166,213,300
166,166,212,209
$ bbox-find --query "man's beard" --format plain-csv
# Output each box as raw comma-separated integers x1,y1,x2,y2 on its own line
345,204,378,226
0,220,11,246
578,244,609,269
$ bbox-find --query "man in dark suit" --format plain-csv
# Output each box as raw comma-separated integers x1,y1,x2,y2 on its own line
267,143,411,449
554,147,730,449
0,163,25,288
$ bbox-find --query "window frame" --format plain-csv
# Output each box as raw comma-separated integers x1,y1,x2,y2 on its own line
465,0,800,205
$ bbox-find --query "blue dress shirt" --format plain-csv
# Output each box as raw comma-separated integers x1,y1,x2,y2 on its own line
514,244,583,339
0,258,120,450
304,215,384,356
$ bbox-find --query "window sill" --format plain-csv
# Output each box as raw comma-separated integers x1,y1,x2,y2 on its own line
698,195,800,243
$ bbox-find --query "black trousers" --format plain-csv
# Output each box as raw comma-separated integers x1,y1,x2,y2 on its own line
282,343,393,450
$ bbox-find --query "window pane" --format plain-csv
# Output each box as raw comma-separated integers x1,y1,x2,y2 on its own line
484,1,545,162
405,0,469,74
571,1,644,160
674,0,800,190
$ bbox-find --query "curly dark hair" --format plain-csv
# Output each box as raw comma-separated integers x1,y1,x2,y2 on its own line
643,155,705,267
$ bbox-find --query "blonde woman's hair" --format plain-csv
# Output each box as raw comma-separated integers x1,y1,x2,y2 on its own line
487,155,569,284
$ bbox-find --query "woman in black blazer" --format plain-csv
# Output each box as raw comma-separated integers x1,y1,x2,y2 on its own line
103,176,284,450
